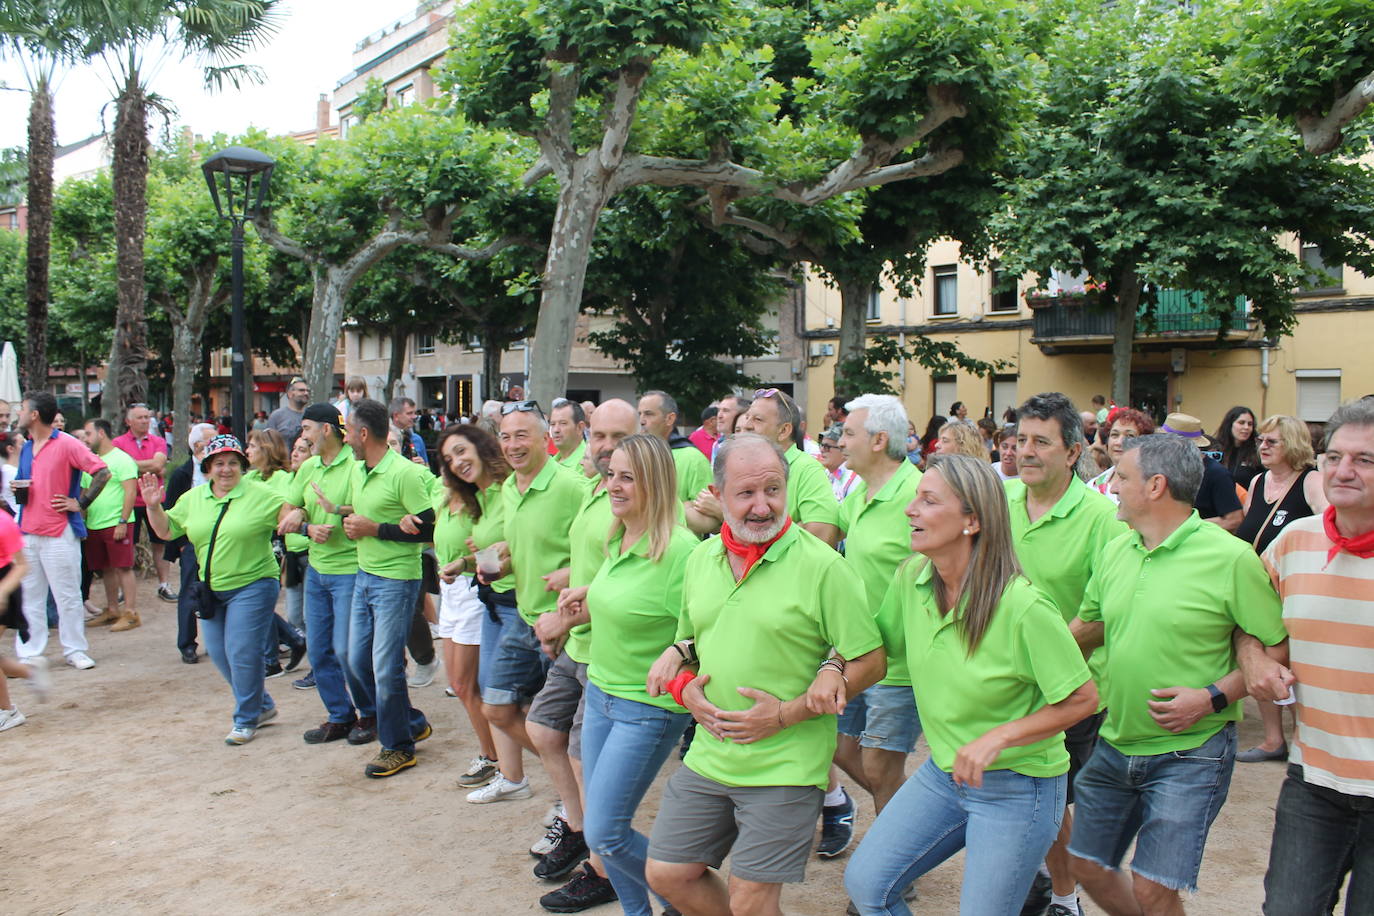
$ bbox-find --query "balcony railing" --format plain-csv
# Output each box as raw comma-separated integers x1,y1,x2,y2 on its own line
1031,290,1249,344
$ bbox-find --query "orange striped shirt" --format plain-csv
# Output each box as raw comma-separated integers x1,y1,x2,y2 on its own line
1264,517,1374,797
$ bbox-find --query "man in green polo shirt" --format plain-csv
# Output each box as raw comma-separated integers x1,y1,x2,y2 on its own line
1007,392,1127,916
739,388,841,546
645,434,885,915
1067,433,1286,914
638,390,712,506
338,398,435,779
550,398,591,477
80,418,139,632
835,394,924,843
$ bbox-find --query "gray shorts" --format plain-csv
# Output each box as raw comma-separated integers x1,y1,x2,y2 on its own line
647,765,823,885
526,651,588,759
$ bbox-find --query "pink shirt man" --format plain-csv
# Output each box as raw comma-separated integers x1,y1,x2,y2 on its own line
20,431,107,537
112,431,168,508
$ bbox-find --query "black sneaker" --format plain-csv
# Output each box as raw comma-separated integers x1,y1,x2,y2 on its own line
265,661,285,679
285,641,307,673
347,716,377,745
539,862,617,913
533,826,589,881
304,720,353,744
1044,903,1084,916
816,787,855,858
1020,871,1053,916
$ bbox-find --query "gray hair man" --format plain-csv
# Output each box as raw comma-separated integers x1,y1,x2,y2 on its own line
638,390,712,506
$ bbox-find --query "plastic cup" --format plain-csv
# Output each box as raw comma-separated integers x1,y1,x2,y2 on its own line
476,545,502,577
11,479,29,506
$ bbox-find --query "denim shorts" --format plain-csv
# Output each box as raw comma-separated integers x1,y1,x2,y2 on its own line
479,604,549,707
1068,723,1236,893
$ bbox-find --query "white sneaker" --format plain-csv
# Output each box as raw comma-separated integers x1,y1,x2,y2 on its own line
66,651,96,670
26,656,50,702
224,726,257,745
407,659,439,688
531,816,568,856
466,775,533,805
544,800,564,828
0,706,25,731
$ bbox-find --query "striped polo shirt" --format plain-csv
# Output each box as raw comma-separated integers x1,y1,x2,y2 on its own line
1264,515,1374,797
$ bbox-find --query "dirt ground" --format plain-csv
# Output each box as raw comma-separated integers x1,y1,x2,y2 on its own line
4,587,1287,915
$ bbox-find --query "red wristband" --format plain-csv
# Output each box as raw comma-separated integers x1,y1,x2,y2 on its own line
666,671,696,706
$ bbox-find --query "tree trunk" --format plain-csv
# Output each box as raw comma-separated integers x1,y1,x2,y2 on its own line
480,329,505,401
834,277,875,394
385,325,410,399
1111,270,1142,406
24,77,53,392
528,164,612,404
107,75,150,420
199,338,213,418
170,320,199,466
300,265,348,402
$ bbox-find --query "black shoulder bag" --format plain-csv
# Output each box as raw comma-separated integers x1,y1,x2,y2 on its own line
193,501,231,620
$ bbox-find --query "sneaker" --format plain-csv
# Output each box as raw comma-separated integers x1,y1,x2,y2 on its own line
533,826,588,880
87,608,119,626
1236,744,1288,763
466,774,533,804
0,706,25,732
284,641,307,673
544,801,564,828
365,748,416,778
1045,903,1084,916
256,706,278,727
292,672,316,690
304,720,354,744
157,584,178,602
458,754,499,788
26,656,50,702
265,661,285,679
539,862,618,914
531,816,568,857
347,716,377,745
413,722,433,743
1020,872,1053,916
109,611,141,632
407,658,439,688
816,787,855,858
65,651,96,670
224,726,256,745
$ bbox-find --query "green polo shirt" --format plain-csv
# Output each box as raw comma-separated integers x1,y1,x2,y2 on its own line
471,479,515,593
784,444,842,529
1079,512,1287,755
432,487,474,568
245,468,308,553
565,482,614,663
876,561,1090,777
587,526,698,710
675,524,883,789
556,439,588,475
671,443,712,502
504,458,586,624
286,445,359,575
165,477,283,592
349,448,435,580
839,460,922,686
82,447,138,531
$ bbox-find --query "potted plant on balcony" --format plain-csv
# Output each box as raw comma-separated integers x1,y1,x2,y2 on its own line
1024,280,1104,309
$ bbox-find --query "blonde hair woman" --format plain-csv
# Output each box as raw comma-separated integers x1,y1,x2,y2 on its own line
846,454,1097,914
934,420,989,462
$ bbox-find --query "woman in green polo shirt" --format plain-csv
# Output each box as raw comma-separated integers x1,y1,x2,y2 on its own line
845,454,1098,916
246,428,306,678
141,435,287,746
566,434,695,916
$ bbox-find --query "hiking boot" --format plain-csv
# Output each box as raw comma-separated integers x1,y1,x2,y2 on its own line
816,786,855,858
458,754,499,788
347,717,377,745
365,748,416,778
304,720,354,744
539,863,618,913
110,611,141,632
533,827,588,881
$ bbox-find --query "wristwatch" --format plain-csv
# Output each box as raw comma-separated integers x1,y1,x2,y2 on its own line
1206,683,1228,713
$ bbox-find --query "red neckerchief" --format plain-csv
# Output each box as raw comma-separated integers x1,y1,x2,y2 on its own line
720,517,792,582
1323,506,1374,566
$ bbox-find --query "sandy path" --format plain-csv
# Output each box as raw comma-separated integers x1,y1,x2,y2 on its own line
4,591,1286,915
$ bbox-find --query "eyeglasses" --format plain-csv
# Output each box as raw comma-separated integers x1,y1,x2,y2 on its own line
1256,436,1282,448
820,443,841,452
501,399,545,419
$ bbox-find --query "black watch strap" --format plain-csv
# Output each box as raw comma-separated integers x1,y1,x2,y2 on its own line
1206,683,1228,713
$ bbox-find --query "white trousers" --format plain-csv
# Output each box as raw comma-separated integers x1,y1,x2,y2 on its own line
16,526,87,659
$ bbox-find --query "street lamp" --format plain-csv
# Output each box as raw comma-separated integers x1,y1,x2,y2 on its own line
202,145,275,444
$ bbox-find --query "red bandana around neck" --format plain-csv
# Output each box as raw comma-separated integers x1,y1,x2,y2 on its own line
720,517,792,581
1322,505,1374,566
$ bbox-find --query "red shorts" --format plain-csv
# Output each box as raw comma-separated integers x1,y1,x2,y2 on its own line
85,525,134,571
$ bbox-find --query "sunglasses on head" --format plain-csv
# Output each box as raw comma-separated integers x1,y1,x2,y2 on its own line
501,399,545,418
753,388,782,400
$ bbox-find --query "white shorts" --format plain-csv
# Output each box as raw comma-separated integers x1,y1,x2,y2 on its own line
438,575,485,645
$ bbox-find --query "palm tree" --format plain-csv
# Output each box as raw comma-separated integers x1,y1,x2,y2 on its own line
78,0,281,419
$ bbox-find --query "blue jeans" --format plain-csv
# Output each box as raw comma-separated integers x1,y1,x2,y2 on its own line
264,613,305,666
284,583,305,633
1068,723,1235,893
581,683,691,916
305,566,370,724
349,571,428,753
845,758,1065,915
1263,763,1374,915
201,577,280,729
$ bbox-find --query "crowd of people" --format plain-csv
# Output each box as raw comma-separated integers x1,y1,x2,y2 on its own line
1,378,1371,916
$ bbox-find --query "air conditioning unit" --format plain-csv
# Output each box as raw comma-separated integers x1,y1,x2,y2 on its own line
822,343,835,356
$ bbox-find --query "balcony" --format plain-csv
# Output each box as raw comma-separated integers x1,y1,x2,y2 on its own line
1030,290,1251,353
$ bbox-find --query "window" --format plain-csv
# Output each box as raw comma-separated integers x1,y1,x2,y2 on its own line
867,289,881,322
394,84,413,108
933,266,958,316
1300,241,1343,293
338,115,353,139
933,377,957,420
415,332,436,356
1296,370,1341,422
989,264,1018,312
990,376,1018,422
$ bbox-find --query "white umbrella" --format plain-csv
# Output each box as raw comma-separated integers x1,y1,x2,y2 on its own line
0,342,19,403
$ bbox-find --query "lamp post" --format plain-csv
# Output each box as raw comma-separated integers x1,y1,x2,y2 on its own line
202,146,275,444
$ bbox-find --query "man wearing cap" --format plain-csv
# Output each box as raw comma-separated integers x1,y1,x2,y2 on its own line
638,390,712,507
338,397,435,778
279,403,374,747
689,405,718,459
1067,433,1285,914
1008,393,1126,916
267,377,310,447
549,398,590,475
114,402,174,602
737,388,841,546
1162,412,1244,532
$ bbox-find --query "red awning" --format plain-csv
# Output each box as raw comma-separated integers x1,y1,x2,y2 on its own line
253,381,286,393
